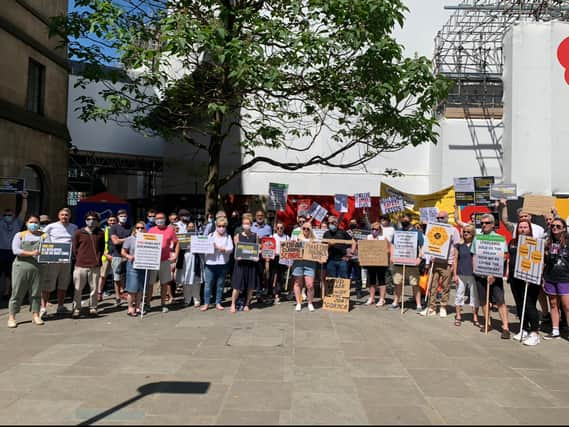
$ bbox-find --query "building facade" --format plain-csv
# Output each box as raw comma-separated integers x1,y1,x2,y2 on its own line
0,0,70,217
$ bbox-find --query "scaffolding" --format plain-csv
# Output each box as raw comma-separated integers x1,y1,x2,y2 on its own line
433,0,569,176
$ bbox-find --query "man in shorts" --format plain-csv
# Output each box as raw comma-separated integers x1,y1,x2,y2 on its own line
109,209,131,308
97,215,117,302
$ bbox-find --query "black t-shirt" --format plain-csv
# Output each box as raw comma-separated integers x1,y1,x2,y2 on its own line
109,224,132,256
455,242,474,276
544,239,569,283
323,229,352,261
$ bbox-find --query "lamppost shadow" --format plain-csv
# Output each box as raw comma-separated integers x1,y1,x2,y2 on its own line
77,381,210,426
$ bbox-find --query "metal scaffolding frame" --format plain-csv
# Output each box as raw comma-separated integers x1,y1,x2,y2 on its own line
433,0,569,177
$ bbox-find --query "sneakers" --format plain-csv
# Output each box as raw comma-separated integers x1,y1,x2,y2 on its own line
89,308,98,316
33,316,44,326
523,333,541,346
376,299,386,307
39,307,47,319
439,307,447,318
161,305,169,313
295,303,302,312
501,329,511,340
387,303,400,311
415,305,423,313
513,329,529,341
274,295,281,305
419,308,436,317
193,300,200,307
543,332,561,340
56,305,70,314
72,309,80,319
364,298,373,306
114,299,122,308
308,303,315,312
7,319,16,328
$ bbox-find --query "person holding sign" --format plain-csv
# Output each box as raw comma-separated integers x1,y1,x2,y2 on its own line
270,222,290,304
452,224,480,327
363,222,391,307
179,223,204,309
292,223,318,312
506,220,541,345
7,215,43,328
471,214,510,338
543,218,569,340
323,216,352,279
230,214,260,312
121,222,148,317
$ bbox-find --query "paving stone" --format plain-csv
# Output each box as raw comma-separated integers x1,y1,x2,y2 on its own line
216,409,281,425
291,391,369,425
426,397,520,425
354,377,428,407
224,381,292,411
503,407,569,425
407,368,475,398
363,405,440,425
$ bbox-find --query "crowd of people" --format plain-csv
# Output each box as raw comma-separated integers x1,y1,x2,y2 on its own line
2,197,569,347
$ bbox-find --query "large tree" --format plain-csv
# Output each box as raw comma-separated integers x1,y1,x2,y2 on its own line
52,0,449,213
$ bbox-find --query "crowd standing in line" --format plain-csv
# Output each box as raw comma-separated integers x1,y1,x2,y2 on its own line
2,199,568,346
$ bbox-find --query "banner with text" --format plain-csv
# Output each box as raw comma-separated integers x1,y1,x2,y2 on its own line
474,233,506,276
133,233,163,270
514,235,544,285
392,231,418,266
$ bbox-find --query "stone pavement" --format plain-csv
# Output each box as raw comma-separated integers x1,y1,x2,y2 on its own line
1,287,569,425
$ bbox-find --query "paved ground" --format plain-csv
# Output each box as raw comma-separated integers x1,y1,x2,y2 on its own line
1,284,569,425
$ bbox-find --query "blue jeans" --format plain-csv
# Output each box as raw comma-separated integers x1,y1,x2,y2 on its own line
326,259,348,279
347,260,362,291
204,264,227,305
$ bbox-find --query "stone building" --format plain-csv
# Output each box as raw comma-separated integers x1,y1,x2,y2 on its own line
0,0,69,217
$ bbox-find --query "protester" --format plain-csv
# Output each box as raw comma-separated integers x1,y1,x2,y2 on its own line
270,221,290,304
452,224,479,326
379,214,395,243
228,210,241,237
109,209,131,308
291,215,307,240
179,221,204,308
7,214,42,328
168,212,179,232
454,204,477,229
72,211,105,318
390,214,424,311
543,218,569,340
175,209,192,234
121,221,147,316
471,213,510,338
292,222,317,312
506,220,541,345
42,208,78,315
252,210,273,300
145,209,156,231
39,214,50,232
420,210,461,318
230,214,260,312
201,217,233,311
147,212,179,313
97,215,117,302
203,210,226,236
498,201,545,239
347,218,363,299
362,222,391,307
323,215,352,279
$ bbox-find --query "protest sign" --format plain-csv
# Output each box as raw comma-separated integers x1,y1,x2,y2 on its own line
490,184,517,201
454,177,475,206
38,242,72,264
352,229,370,241
261,237,276,260
473,233,506,276
176,233,193,251
312,229,326,241
474,176,495,205
132,233,162,270
309,202,328,222
235,242,259,261
190,235,215,254
522,194,556,216
280,240,303,260
267,183,288,211
514,235,545,285
391,231,418,265
420,207,438,224
424,222,454,260
302,241,329,263
297,199,311,217
334,194,348,213
322,278,351,313
380,197,405,214
355,192,371,208
357,240,389,266
0,177,25,193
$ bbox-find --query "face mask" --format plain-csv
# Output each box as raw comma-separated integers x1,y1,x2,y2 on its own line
147,217,155,224
242,224,251,231
27,223,39,232
119,216,127,224
401,221,410,228
4,215,13,223
86,220,96,228
257,219,264,224
372,230,380,237
349,224,357,229
216,226,226,234
181,216,190,222
208,218,214,223
156,219,166,226
329,224,337,232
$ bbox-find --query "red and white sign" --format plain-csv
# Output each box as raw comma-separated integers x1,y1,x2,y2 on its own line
355,192,371,208
261,236,276,260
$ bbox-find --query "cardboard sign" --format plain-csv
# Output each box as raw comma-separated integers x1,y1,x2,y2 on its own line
132,233,163,270
261,237,276,260
352,229,370,241
420,207,438,224
322,277,351,313
297,199,311,217
357,239,389,266
0,177,25,193
267,183,288,212
309,202,328,222
280,240,303,260
190,235,215,254
38,242,72,264
176,233,193,251
302,241,329,263
313,229,326,241
355,192,372,208
514,235,545,285
473,233,506,276
522,194,557,216
235,242,259,261
490,184,517,201
392,231,418,265
334,194,348,213
380,197,404,214
424,222,454,260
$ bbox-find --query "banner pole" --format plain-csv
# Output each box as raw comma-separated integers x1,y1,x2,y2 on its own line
424,263,434,317
284,264,291,293
485,277,490,335
141,269,148,319
401,264,406,315
519,281,529,343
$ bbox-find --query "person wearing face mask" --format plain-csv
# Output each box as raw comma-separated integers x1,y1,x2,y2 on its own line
322,216,352,279
97,215,117,303
145,209,157,231
71,211,105,318
203,211,225,236
0,192,28,301
228,210,240,237
7,214,43,328
109,209,131,308
179,221,204,308
346,219,364,299
42,208,79,316
175,209,192,234
122,221,149,316
252,210,272,300
362,222,391,306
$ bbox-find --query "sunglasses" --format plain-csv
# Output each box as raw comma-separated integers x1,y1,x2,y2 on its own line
552,224,564,229
463,231,472,234
371,228,380,231
135,227,145,230
302,227,311,231
436,217,447,220
277,227,284,230
481,221,493,225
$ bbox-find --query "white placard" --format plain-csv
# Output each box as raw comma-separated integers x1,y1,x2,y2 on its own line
392,231,418,266
355,192,371,208
267,182,288,211
380,197,404,214
309,202,328,222
190,235,215,254
133,233,163,271
423,222,454,260
420,207,438,224
313,229,326,241
474,233,506,276
453,177,475,193
514,235,545,285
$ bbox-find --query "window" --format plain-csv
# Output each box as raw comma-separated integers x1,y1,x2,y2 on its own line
26,59,45,115
19,166,44,215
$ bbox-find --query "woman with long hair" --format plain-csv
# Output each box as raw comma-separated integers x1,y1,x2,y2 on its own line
452,224,479,327
292,222,318,312
363,222,391,307
230,214,260,312
121,221,148,316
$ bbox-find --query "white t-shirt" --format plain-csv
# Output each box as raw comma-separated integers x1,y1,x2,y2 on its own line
43,222,78,244
512,223,545,240
381,226,395,243
204,232,233,265
272,232,290,255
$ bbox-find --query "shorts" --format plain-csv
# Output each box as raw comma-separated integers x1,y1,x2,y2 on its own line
125,261,147,293
0,249,15,276
544,281,569,296
148,260,173,285
474,275,505,306
99,258,111,279
111,257,126,281
392,265,419,287
292,260,316,278
42,263,72,292
366,266,387,286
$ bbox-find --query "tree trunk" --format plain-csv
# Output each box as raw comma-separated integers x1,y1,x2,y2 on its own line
205,134,222,215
